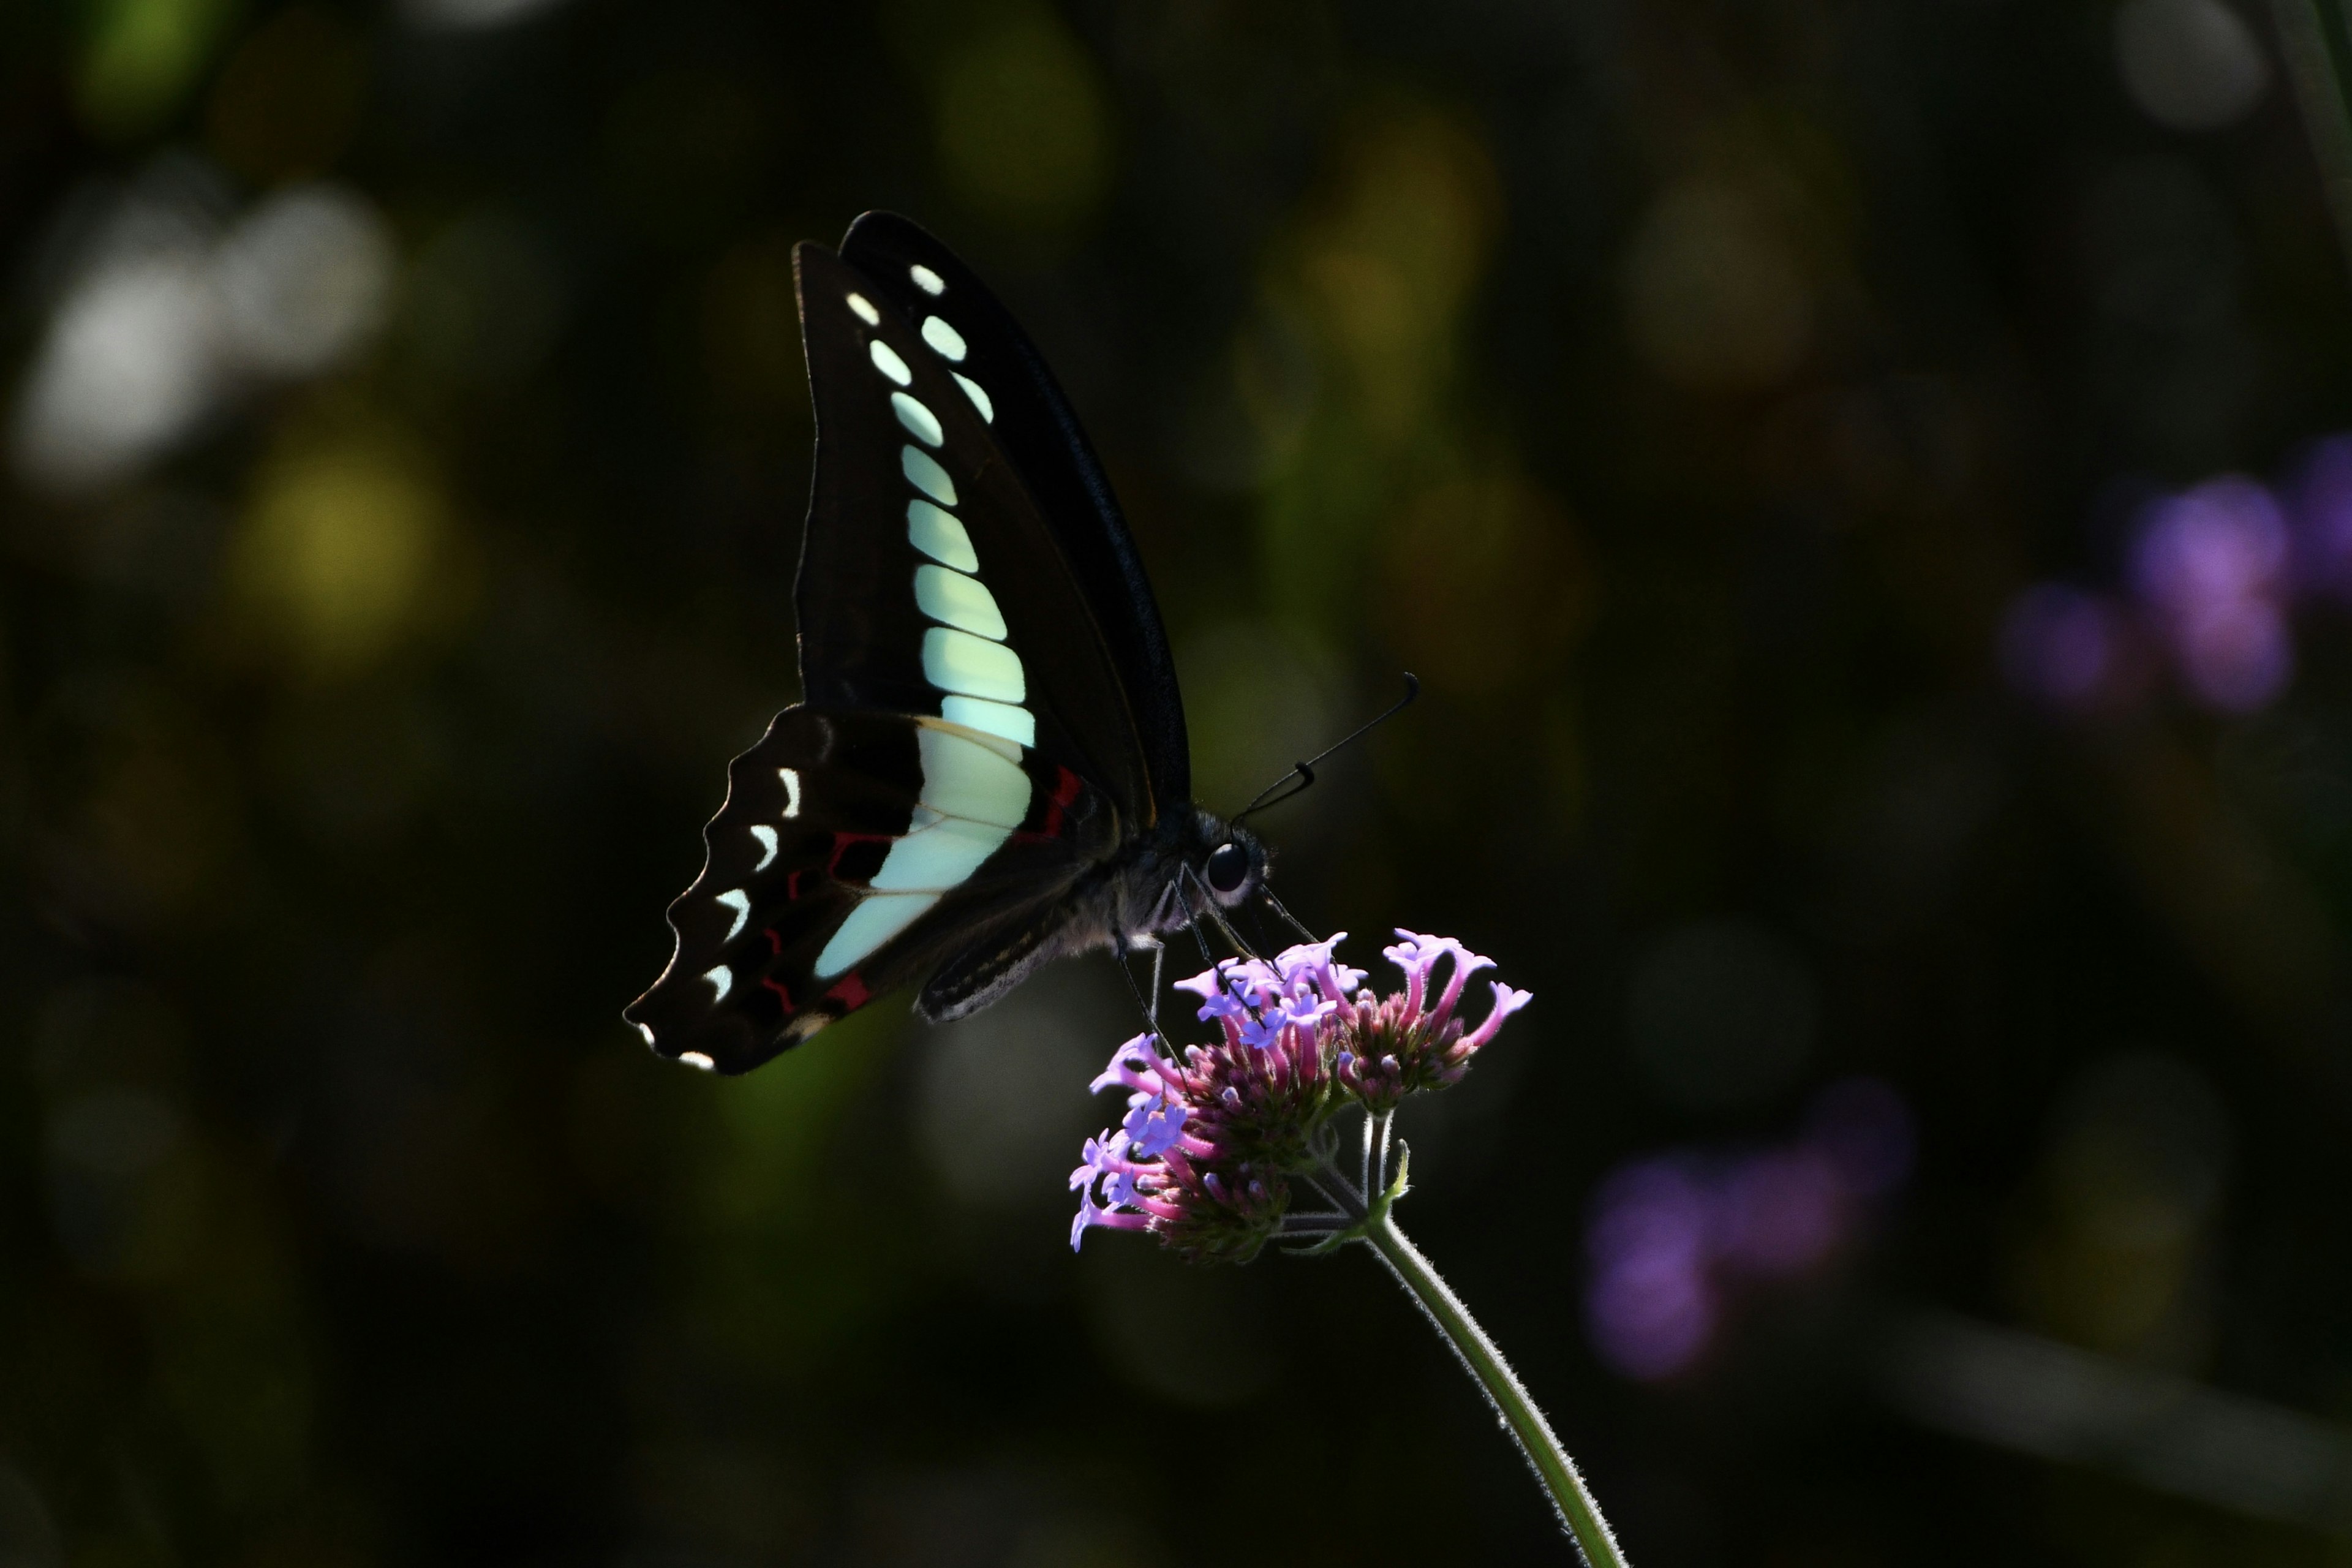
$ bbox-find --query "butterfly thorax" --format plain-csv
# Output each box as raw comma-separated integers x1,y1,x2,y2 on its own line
1085,804,1268,947
909,804,1265,1025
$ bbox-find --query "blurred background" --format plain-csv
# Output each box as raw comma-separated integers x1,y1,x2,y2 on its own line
7,0,2352,1562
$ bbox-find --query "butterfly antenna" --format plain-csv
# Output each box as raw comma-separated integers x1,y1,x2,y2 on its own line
1230,673,1420,828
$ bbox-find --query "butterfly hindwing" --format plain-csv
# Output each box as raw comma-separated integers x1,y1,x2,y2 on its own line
624,707,1117,1074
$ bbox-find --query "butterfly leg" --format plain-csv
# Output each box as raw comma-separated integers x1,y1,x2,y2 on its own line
1110,933,1163,1043
1169,875,1220,971
1178,862,1264,963
1170,872,1278,1033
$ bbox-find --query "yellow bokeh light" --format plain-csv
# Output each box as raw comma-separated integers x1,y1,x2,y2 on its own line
1621,177,1815,391
1381,470,1591,695
1249,104,1503,626
1286,109,1498,440
935,13,1112,230
75,0,233,141
226,423,469,680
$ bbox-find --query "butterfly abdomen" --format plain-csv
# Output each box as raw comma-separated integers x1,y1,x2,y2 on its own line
916,911,1066,1021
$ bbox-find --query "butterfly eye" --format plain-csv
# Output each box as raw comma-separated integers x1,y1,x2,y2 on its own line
1205,841,1250,895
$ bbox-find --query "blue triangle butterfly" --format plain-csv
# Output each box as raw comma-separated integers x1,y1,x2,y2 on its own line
625,213,1271,1074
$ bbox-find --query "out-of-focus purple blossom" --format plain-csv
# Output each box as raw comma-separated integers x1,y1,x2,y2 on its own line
2128,477,2293,711
1716,1147,1844,1275
1585,1158,1717,1380
2286,435,2352,601
1070,930,1533,1262
2000,584,2135,711
1997,442,2352,717
1804,1076,1916,1196
1582,1077,1915,1381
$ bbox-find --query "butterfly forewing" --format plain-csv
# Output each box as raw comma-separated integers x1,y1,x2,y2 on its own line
794,229,1183,826
624,709,1115,1074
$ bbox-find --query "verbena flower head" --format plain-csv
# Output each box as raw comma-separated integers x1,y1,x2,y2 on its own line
1070,929,1532,1262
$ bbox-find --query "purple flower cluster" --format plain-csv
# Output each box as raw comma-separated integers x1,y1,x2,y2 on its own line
2003,438,2352,715
1071,931,1532,1262
1583,1078,1913,1381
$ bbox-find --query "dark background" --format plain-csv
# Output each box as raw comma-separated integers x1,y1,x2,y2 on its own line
6,0,2352,1563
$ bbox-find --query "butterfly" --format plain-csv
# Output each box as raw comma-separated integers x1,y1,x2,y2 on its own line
623,212,1272,1075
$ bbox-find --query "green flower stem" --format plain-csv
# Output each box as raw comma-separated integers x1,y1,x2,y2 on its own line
1358,1207,1631,1568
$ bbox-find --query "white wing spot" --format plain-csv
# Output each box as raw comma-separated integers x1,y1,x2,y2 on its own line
679,1050,717,1071
716,888,751,942
892,391,943,447
941,695,1035,748
846,292,881,326
907,500,978,570
902,445,957,505
952,372,993,423
921,316,967,360
750,824,779,870
922,627,1025,703
910,264,946,295
702,965,733,1003
778,767,802,818
915,722,1033,826
914,563,1007,640
869,339,913,386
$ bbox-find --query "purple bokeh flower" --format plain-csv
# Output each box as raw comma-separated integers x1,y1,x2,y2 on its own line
1716,1147,1844,1274
1585,1158,1717,1381
2287,435,2352,602
2000,584,2133,712
1804,1075,1915,1197
1582,1077,1915,1381
1070,930,1532,1262
2128,477,2293,711
1991,434,2352,717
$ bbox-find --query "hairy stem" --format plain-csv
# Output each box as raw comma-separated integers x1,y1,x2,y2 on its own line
1359,1210,1630,1568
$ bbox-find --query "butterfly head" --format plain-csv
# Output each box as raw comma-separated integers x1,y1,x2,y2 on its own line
1197,819,1268,909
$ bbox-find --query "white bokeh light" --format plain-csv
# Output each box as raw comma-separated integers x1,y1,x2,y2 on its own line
10,254,221,496
10,171,397,497
398,0,572,32
216,186,396,378
2115,0,2271,132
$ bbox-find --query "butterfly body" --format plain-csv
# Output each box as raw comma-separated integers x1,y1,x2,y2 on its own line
916,802,1267,1024
625,213,1267,1075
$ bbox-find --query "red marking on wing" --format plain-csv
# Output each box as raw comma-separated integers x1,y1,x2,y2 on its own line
756,929,796,1012
826,973,872,1011
1039,765,1084,838
827,832,894,876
